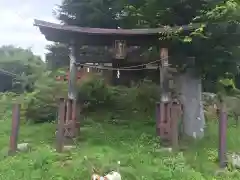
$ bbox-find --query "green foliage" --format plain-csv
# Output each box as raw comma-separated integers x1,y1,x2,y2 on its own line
57,0,123,28
23,71,68,123
21,73,159,123
1,1,240,178
51,0,240,94
1,106,240,179
45,43,69,70
0,45,45,93
78,76,114,110
0,92,18,118
78,75,159,116
0,116,205,180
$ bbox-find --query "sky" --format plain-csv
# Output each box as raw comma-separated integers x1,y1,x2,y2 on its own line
0,0,61,60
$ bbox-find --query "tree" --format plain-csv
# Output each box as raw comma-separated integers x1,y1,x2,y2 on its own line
45,43,69,70
54,0,240,79
0,45,46,92
57,0,124,28
51,0,240,138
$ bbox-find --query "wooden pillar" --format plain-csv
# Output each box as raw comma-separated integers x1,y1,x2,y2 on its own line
171,101,182,150
72,100,80,136
9,103,20,155
156,102,160,136
68,42,77,100
56,98,65,153
158,48,171,141
218,100,227,168
160,48,169,101
66,42,78,138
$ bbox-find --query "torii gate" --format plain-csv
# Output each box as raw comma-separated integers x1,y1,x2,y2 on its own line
34,19,200,151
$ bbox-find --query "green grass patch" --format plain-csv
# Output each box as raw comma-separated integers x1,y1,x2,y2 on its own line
0,113,240,179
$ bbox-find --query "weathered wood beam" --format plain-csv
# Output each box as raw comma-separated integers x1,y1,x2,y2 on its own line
75,53,160,64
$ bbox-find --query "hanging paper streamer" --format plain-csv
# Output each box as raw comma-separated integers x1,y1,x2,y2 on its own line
117,69,120,79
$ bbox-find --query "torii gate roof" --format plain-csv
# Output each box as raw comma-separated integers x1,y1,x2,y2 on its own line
34,19,200,46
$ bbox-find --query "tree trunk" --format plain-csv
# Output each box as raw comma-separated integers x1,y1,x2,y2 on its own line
176,68,205,138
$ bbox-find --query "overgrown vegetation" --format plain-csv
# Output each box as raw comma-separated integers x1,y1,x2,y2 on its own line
20,72,159,123
1,88,240,179
0,45,45,93
0,0,240,179
0,48,240,179
49,0,240,90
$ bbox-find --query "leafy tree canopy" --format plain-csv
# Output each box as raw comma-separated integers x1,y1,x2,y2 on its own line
0,45,45,92
47,0,240,91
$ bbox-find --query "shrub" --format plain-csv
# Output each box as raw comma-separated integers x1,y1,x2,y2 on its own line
78,76,160,116
0,92,19,118
77,75,115,111
22,73,160,123
23,72,67,123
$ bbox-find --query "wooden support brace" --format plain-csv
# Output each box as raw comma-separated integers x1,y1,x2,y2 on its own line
72,100,80,136
56,98,65,153
171,102,181,150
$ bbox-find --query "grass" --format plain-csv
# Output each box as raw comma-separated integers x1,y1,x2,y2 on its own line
0,111,240,180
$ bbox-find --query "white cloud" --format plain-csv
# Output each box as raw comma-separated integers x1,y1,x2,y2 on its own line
0,0,61,61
